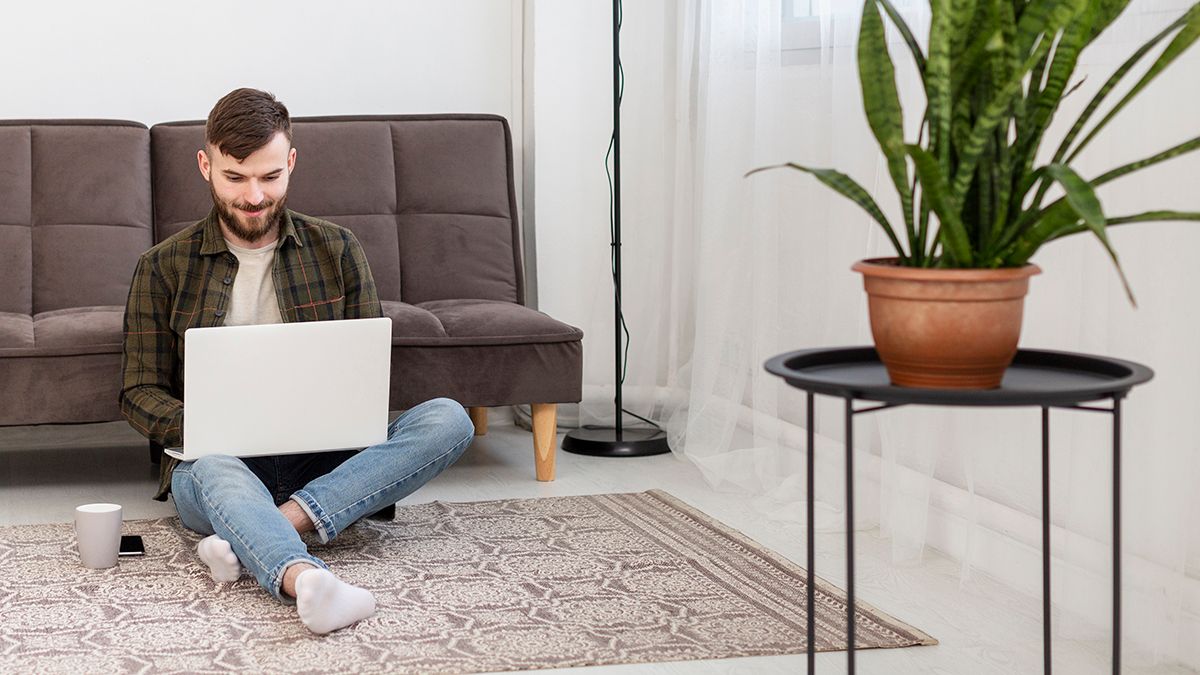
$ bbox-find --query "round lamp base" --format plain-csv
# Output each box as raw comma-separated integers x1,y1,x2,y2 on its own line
562,427,671,457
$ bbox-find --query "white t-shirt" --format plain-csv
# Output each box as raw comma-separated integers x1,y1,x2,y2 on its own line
223,238,283,326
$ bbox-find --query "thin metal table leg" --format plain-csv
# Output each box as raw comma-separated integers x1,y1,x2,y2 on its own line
1113,397,1123,675
1042,406,1052,675
807,392,816,674
845,397,855,674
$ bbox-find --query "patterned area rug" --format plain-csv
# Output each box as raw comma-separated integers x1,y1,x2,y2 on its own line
0,490,934,673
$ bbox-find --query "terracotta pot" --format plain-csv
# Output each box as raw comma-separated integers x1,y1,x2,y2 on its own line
852,258,1041,389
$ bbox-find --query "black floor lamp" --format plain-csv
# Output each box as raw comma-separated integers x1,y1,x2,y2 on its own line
562,0,670,458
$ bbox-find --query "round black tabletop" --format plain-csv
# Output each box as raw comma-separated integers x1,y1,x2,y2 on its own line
764,347,1153,406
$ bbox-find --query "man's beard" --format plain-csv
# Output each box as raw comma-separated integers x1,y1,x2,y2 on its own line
210,183,287,245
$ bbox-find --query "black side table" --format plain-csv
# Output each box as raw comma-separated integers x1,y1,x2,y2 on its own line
764,347,1153,675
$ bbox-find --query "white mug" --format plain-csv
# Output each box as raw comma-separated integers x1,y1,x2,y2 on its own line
75,503,122,569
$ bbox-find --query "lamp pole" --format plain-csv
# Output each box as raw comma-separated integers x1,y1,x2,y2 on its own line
561,0,670,458
612,0,623,441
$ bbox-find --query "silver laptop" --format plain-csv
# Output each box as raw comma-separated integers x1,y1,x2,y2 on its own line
163,317,392,461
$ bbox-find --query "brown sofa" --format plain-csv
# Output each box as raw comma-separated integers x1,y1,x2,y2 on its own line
0,115,582,481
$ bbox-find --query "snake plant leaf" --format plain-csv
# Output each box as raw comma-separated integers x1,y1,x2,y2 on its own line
1014,0,1087,57
1021,51,1052,143
1032,9,1194,210
1015,206,1200,251
926,0,953,170
1017,3,1096,179
1060,3,1200,163
949,0,979,57
1003,200,1077,263
1068,3,1200,162
951,0,1087,203
1093,134,1200,186
1043,164,1105,230
916,186,933,263
1005,162,1106,257
1107,210,1200,226
907,145,973,265
1012,164,1136,304
745,163,907,257
991,121,1014,248
1061,75,1088,101
1004,132,1200,258
951,25,1003,97
997,0,1019,89
859,0,916,246
1088,0,1133,41
878,0,926,73
1036,210,1200,240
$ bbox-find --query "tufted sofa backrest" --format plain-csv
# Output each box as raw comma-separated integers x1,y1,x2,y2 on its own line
0,120,153,314
149,115,523,306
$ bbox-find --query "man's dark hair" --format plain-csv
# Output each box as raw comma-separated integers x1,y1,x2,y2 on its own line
205,88,292,160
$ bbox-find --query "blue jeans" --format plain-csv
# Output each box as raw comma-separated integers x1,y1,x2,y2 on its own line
170,398,474,602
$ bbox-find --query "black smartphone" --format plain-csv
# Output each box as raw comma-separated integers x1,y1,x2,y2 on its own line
119,535,145,557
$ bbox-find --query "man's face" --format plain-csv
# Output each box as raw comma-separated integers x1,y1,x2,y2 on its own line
198,131,296,245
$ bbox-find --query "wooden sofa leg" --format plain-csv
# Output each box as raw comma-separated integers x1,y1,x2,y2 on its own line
531,403,557,481
468,407,488,436
149,441,163,465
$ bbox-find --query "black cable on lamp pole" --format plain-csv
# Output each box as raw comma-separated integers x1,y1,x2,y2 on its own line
562,0,670,458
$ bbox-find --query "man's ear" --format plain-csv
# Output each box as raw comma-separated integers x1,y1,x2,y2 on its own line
197,148,211,182
287,146,297,175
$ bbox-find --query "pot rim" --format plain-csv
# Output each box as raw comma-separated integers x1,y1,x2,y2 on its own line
852,257,1042,281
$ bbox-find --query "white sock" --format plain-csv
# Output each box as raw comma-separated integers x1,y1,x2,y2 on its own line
294,568,377,634
197,534,242,583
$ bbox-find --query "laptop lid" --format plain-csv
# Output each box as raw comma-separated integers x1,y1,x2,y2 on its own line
165,317,392,460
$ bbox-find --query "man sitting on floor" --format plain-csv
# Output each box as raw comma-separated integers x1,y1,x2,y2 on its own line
120,87,474,634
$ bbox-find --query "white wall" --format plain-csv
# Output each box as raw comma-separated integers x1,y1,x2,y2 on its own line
530,0,612,361
0,1,517,124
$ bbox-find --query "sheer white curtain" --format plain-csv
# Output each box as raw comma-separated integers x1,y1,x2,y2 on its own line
568,0,1200,667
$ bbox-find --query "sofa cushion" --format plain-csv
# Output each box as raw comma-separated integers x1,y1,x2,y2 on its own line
34,306,124,351
0,312,33,350
397,213,519,305
0,127,33,315
34,225,151,314
0,225,32,316
417,299,583,346
0,122,153,315
381,301,446,341
382,299,584,347
392,119,519,305
0,306,123,358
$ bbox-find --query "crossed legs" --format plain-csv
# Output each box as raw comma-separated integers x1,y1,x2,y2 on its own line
193,501,374,634
194,499,339,593
170,398,475,633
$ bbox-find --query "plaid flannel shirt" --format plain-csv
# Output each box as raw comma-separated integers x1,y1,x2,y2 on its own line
120,208,382,501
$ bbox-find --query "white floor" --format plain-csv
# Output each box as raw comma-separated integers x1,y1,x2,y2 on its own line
0,417,1189,675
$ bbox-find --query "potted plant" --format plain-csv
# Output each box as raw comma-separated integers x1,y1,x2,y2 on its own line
750,0,1200,389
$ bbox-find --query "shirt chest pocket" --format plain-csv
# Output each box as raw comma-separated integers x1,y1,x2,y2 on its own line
273,245,347,322
281,283,346,322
